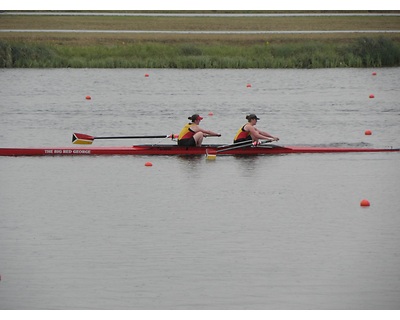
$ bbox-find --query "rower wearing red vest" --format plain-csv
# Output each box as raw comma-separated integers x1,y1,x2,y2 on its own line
178,114,221,147
233,114,279,143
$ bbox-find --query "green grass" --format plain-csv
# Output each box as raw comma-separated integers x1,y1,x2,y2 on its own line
1,12,400,68
1,37,400,68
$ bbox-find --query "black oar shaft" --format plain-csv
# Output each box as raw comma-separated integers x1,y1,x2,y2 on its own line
94,135,169,140
213,140,274,154
216,140,254,153
72,132,178,145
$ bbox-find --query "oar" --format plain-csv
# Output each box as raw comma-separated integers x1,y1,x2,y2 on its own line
72,132,178,145
206,139,273,160
218,139,256,151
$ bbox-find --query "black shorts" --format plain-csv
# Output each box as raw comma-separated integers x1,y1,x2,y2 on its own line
178,137,196,147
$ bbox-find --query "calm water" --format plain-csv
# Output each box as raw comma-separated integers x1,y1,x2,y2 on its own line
0,68,399,310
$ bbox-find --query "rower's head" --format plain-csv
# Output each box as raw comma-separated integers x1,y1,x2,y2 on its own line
246,114,260,123
189,114,203,123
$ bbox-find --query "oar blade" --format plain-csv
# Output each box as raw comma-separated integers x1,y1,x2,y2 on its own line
73,139,93,145
72,133,94,145
205,148,217,160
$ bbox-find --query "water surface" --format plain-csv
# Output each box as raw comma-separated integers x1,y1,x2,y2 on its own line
0,68,399,309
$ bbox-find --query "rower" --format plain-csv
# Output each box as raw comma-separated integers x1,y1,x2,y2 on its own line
177,114,221,147
233,114,279,143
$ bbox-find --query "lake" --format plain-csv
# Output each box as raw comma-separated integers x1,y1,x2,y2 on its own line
0,68,399,309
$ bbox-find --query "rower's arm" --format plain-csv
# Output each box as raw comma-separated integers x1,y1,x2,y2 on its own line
199,127,221,137
248,126,270,140
257,129,279,141
205,131,221,137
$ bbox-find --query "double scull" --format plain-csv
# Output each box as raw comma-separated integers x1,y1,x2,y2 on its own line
0,144,399,157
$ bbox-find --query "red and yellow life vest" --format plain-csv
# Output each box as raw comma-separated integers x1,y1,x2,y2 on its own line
178,123,195,140
233,124,251,142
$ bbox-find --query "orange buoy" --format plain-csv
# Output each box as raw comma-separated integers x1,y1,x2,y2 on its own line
369,94,375,98
208,112,214,116
85,95,91,100
246,84,252,88
360,199,370,207
372,72,377,75
145,162,153,167
364,130,372,135
145,74,149,77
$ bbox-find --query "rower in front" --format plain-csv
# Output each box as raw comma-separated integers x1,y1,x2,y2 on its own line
178,114,221,147
233,114,279,143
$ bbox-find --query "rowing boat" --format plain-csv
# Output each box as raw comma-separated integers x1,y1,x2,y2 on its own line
1,144,399,157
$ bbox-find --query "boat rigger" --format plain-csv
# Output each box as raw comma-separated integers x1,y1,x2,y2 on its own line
0,144,399,157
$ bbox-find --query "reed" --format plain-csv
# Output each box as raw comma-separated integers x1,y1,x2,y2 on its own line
1,37,399,68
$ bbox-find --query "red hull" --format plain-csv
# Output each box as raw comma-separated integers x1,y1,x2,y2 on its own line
0,144,399,157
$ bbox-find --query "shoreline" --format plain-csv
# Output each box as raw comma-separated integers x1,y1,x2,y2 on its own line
1,37,399,68
1,11,399,68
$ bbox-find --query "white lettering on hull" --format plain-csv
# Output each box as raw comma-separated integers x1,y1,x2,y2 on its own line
44,149,92,155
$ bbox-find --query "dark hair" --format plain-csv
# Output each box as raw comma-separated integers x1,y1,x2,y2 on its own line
246,114,260,121
188,114,203,121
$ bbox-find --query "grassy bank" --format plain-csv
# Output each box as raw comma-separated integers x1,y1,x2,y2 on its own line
1,12,400,68
1,37,400,68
